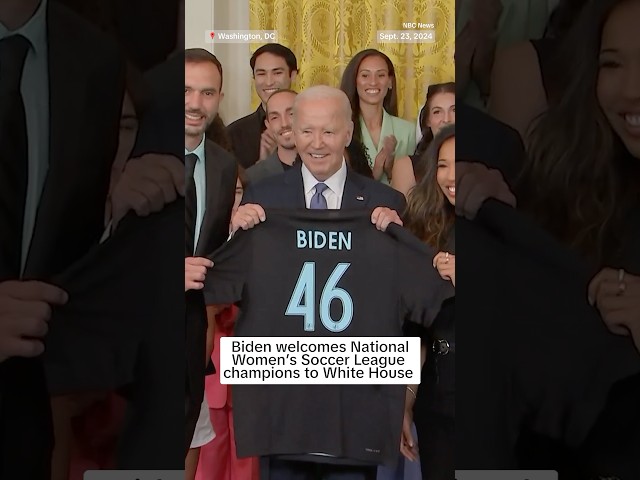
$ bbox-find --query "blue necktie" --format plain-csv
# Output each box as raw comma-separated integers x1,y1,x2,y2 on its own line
310,183,329,209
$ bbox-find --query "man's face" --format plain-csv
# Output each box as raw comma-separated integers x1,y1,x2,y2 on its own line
293,97,353,181
266,91,297,150
185,61,223,142
253,52,296,106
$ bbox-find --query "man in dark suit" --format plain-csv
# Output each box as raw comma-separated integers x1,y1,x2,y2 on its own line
0,1,125,477
183,48,237,475
227,43,298,168
231,85,404,480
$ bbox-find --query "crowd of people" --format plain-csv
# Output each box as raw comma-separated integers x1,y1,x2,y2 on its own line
455,0,640,477
183,41,457,480
3,0,640,479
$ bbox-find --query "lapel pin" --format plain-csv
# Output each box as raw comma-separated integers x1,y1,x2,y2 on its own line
356,196,364,201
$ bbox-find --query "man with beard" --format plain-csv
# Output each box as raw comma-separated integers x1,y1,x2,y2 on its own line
245,89,298,185
184,48,237,478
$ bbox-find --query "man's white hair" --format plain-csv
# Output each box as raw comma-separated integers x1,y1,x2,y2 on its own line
293,85,352,122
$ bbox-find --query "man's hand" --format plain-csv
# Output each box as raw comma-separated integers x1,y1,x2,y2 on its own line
110,153,184,228
433,252,456,287
231,204,266,233
0,281,68,363
258,130,277,162
185,257,214,292
456,161,516,220
588,268,640,352
371,207,402,232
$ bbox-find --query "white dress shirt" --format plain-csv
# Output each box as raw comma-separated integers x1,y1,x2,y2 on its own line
0,0,50,273
185,135,207,253
185,134,215,445
301,159,347,210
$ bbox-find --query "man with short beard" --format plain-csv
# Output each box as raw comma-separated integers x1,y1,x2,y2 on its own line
184,48,237,478
245,89,298,185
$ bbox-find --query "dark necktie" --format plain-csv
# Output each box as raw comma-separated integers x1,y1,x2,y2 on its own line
0,35,53,479
310,183,329,209
0,35,30,278
185,153,198,255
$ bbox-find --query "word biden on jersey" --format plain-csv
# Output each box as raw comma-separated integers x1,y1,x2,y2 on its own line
297,230,352,250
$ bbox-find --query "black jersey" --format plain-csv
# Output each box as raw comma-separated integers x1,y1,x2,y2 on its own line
204,209,453,466
456,200,640,469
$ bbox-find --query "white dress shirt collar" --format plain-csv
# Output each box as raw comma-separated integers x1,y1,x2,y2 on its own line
185,134,206,161
301,159,347,209
0,0,48,54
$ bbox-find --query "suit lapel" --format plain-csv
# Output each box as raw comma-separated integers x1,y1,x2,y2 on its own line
284,162,306,208
341,169,368,209
195,141,222,256
380,109,395,140
359,116,378,155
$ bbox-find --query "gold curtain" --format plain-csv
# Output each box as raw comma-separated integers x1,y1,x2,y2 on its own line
249,0,455,122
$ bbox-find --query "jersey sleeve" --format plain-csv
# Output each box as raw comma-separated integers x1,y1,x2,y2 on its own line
203,229,252,306
391,225,455,328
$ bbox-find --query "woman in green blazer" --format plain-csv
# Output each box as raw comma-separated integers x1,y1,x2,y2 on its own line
340,49,416,184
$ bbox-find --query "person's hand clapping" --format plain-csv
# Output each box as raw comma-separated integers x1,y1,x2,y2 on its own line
258,130,277,161
382,135,398,178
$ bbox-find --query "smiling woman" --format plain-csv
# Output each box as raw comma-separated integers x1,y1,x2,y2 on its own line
518,0,640,266
340,49,416,184
596,0,640,159
499,2,640,475
391,82,456,198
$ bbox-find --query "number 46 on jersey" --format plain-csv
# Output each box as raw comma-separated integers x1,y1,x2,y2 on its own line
285,262,354,333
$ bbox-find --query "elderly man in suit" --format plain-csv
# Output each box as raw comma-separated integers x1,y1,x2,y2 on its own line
231,85,405,480
183,48,237,479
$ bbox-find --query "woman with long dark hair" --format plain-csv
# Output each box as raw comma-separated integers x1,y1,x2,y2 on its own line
403,124,455,480
340,49,416,184
392,82,455,197
459,0,640,476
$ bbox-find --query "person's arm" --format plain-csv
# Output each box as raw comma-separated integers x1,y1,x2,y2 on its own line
406,342,427,408
400,341,427,462
205,304,227,361
391,156,417,199
488,42,548,140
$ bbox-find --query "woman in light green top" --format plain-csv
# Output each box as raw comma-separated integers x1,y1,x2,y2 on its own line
340,49,416,184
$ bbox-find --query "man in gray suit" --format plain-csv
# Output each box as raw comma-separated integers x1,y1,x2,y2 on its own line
245,89,298,186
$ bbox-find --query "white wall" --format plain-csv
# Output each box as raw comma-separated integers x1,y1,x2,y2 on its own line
185,0,253,124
